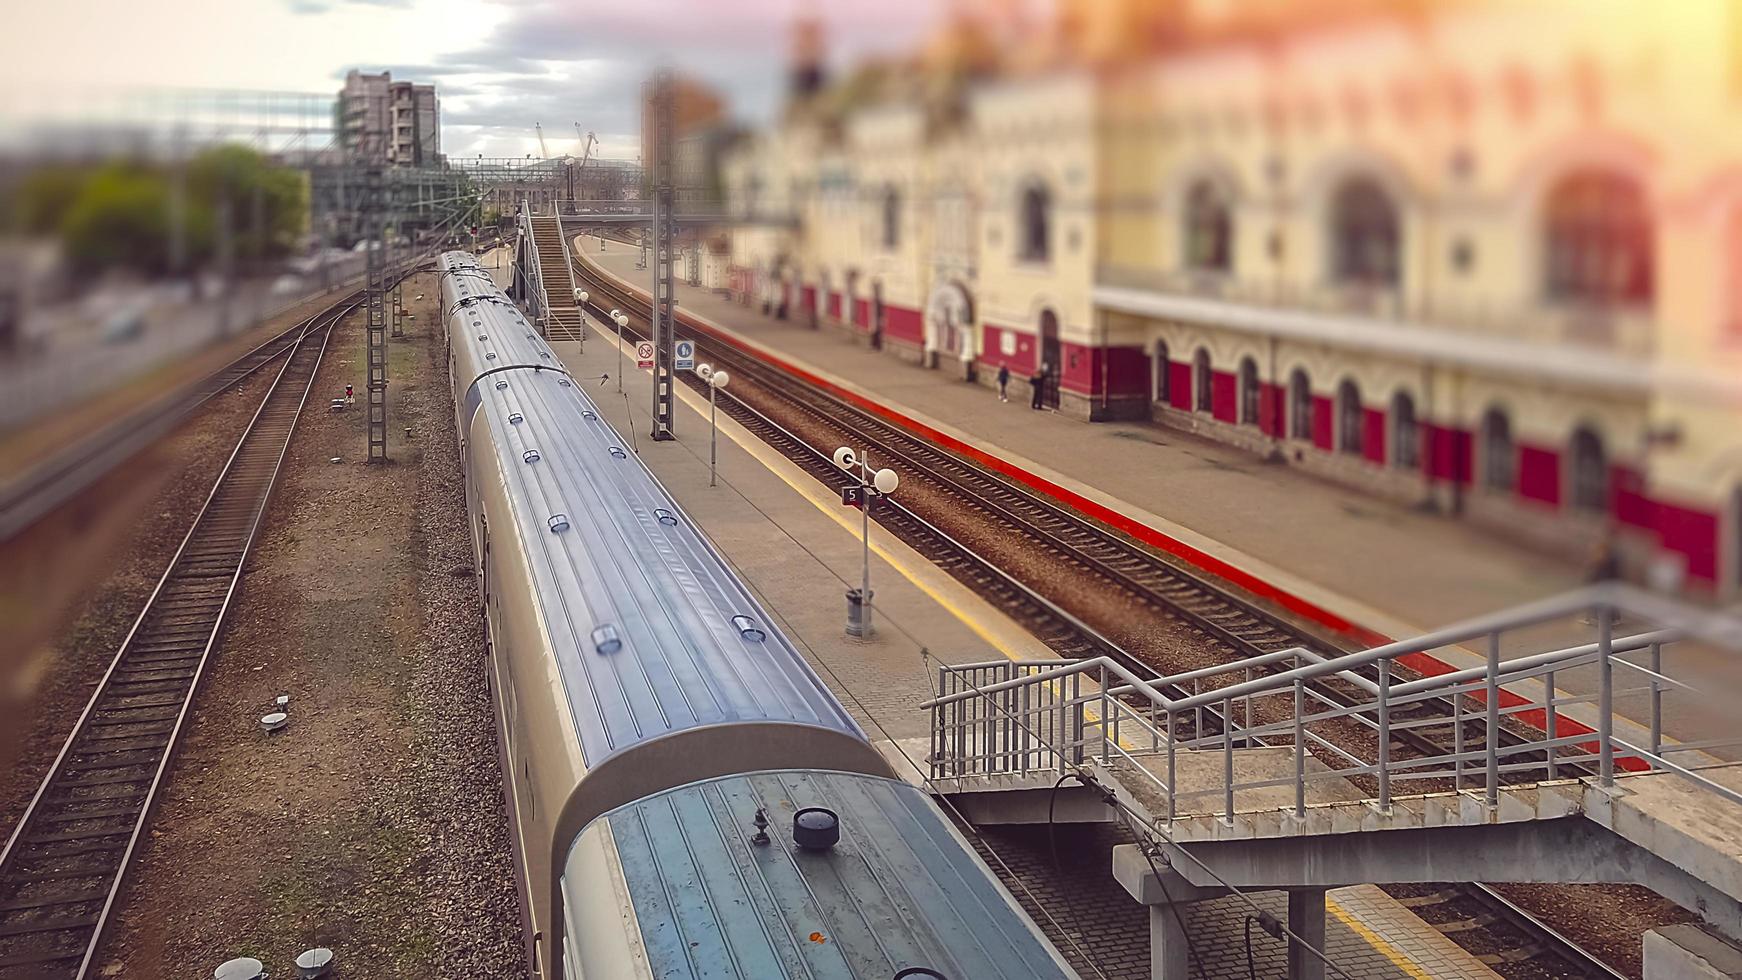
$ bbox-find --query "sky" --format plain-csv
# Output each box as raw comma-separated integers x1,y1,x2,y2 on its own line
0,0,948,161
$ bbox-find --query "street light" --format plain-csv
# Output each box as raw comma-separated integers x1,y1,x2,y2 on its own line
574,288,589,350
701,366,729,487
833,447,899,638
612,309,631,391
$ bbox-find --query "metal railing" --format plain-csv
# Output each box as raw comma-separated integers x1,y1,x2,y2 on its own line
517,202,549,328
923,584,1742,825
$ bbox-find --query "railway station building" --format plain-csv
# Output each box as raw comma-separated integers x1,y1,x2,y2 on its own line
719,0,1742,595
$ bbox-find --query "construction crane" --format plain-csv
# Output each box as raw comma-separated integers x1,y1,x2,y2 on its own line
574,123,597,168
534,122,549,160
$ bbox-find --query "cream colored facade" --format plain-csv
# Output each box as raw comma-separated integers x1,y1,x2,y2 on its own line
723,0,1742,591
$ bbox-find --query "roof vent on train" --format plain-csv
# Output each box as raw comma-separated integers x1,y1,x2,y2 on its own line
477,334,487,341
582,410,597,420
548,514,570,532
654,508,677,526
730,615,766,642
522,449,541,463
486,352,497,361
558,378,572,387
509,412,524,424
495,379,509,390
892,970,949,980
608,447,627,459
792,807,839,851
590,625,622,655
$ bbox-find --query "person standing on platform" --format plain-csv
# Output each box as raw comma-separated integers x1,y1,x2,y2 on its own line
997,364,1011,402
1029,366,1044,410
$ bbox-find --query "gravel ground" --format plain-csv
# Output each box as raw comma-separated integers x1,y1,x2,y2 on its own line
95,274,525,979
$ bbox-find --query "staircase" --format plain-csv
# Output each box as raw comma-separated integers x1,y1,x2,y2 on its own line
529,214,584,341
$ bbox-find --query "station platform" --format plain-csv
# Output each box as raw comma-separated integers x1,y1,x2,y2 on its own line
575,240,1742,754
545,293,1503,980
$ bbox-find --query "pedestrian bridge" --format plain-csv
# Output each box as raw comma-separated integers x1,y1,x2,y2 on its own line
913,584,1742,980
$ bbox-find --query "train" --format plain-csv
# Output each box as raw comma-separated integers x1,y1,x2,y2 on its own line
439,250,1077,980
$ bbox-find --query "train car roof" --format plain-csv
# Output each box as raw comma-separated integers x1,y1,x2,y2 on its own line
442,251,563,395
476,366,864,769
596,769,1075,979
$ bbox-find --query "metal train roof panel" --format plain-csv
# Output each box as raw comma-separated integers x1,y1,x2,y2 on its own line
476,366,863,766
441,251,558,394
601,770,1075,980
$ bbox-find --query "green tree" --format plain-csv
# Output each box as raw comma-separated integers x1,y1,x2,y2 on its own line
10,168,91,235
59,165,172,275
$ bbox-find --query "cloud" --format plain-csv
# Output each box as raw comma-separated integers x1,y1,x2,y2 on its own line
289,0,410,11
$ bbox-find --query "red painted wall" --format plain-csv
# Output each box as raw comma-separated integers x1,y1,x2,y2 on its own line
1058,343,1151,397
978,324,1037,374
1611,465,1654,530
1363,409,1387,465
1258,384,1282,436
1211,371,1238,423
827,292,842,319
853,298,870,330
1658,499,1720,582
1517,445,1562,506
1422,424,1473,484
801,286,818,314
883,304,924,345
1168,363,1193,411
1311,396,1334,450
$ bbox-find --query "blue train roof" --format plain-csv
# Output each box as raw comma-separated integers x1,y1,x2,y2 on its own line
601,770,1074,980
476,366,864,768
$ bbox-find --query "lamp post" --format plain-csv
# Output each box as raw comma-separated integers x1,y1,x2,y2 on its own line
832,447,899,638
699,365,729,486
573,287,589,351
612,310,629,391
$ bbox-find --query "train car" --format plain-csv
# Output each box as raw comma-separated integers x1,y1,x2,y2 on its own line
439,252,1076,980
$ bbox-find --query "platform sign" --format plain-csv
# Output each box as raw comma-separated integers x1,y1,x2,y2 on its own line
674,339,695,372
635,340,655,370
840,485,864,509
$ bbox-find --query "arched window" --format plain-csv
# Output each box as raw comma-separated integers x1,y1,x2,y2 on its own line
1570,426,1608,511
1330,176,1401,286
1155,341,1170,403
1185,179,1233,273
1238,357,1260,426
1019,182,1052,262
1482,408,1515,491
1337,379,1364,455
881,186,901,250
1193,349,1213,413
1288,369,1313,440
1544,170,1652,305
1391,392,1419,469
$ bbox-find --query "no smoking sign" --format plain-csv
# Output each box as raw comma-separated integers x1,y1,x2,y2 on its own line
635,341,655,369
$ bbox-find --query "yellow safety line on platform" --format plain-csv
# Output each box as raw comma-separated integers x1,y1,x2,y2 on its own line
1327,897,1437,980
584,318,1452,980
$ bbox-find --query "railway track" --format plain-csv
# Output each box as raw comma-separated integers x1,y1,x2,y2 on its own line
0,294,356,980
570,252,1630,979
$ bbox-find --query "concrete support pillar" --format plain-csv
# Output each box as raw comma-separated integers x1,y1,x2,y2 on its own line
1149,904,1191,980
1287,889,1327,980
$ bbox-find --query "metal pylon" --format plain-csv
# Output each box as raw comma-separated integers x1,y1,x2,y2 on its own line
650,70,677,441
364,165,388,462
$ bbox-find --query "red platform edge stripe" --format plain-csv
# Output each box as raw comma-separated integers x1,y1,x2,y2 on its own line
597,261,1643,772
